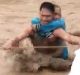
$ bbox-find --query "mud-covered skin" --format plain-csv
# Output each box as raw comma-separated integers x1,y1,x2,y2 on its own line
27,35,71,72
50,58,72,71
30,33,67,57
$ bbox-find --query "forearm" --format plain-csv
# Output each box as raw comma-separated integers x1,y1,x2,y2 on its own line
10,32,29,45
53,29,80,45
69,31,80,36
15,32,29,41
11,26,33,43
65,34,80,45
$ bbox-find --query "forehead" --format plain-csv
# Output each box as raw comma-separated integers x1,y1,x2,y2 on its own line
40,8,53,15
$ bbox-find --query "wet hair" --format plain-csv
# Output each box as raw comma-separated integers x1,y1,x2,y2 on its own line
54,5,61,15
40,2,55,13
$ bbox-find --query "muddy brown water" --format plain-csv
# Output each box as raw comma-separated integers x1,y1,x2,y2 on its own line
0,0,80,75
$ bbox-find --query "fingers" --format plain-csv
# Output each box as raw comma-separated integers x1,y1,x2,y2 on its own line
2,44,12,50
2,40,18,50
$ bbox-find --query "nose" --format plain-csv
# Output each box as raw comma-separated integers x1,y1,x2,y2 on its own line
42,17,47,21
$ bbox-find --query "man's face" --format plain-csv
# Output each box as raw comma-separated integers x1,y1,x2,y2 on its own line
39,8,53,24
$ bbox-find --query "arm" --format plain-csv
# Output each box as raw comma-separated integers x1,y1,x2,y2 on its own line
3,25,33,48
53,28,80,45
13,25,33,42
69,31,80,36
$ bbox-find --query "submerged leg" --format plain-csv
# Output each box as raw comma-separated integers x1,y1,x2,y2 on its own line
50,58,72,71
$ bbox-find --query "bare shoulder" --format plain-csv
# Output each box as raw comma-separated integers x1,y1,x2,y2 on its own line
53,28,65,36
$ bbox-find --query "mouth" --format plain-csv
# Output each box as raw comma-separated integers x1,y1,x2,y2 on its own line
42,21,49,24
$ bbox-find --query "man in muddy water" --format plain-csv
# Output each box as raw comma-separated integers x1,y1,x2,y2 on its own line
3,2,80,71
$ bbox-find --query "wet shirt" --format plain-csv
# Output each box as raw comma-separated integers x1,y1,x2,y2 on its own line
31,17,65,38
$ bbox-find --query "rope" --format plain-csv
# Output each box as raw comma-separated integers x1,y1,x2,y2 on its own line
0,46,68,50
30,46,68,48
